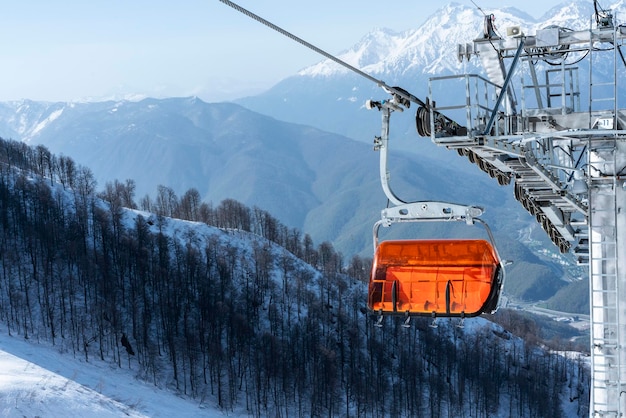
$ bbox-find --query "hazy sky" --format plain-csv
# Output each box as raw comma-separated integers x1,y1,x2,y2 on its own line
0,0,570,103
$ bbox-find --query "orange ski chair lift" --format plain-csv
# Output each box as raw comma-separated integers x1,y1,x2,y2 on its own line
365,90,504,319
368,236,503,318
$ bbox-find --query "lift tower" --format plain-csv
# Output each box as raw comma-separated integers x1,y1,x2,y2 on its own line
421,8,626,416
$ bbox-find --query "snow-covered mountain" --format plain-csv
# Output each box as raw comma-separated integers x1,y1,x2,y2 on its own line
300,4,531,79
237,0,626,141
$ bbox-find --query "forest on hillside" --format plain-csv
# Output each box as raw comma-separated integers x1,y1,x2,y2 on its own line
0,138,589,417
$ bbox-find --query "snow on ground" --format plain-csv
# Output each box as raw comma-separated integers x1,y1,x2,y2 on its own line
0,328,228,417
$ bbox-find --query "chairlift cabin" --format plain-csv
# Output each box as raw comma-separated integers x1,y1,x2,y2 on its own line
368,238,502,317
365,91,505,320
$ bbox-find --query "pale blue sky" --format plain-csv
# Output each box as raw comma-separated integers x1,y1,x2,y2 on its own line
0,0,570,102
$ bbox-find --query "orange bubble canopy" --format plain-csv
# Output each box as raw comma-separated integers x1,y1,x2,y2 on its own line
368,239,501,317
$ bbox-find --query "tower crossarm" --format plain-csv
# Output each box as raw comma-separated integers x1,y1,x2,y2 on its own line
473,25,626,61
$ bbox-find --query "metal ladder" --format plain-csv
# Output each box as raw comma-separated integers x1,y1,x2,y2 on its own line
587,17,626,416
588,139,624,416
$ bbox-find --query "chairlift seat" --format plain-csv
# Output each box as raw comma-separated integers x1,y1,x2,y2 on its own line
368,239,502,317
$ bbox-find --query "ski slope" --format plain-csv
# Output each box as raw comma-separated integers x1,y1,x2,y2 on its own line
0,329,227,417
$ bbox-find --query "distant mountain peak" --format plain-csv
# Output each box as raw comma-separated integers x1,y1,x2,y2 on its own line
297,1,621,81
299,27,406,77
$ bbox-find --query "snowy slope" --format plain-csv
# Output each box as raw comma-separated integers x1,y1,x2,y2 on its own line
0,329,225,417
0,315,588,417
